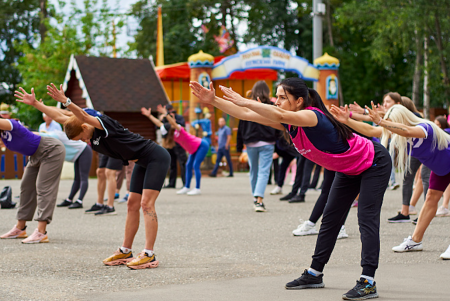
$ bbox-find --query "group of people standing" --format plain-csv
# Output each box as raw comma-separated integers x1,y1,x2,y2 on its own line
1,76,449,299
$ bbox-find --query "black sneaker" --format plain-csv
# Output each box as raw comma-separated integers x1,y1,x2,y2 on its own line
85,203,104,214
226,174,234,177
254,201,266,212
68,201,83,209
57,199,73,207
280,192,296,201
95,206,117,216
289,194,305,203
342,278,378,300
285,269,325,289
412,218,418,225
387,212,410,223
209,173,217,177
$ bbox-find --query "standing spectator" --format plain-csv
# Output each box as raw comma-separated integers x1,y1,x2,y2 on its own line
39,113,62,132
209,117,233,177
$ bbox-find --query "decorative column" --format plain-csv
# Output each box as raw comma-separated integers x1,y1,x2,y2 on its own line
188,50,215,123
313,53,340,108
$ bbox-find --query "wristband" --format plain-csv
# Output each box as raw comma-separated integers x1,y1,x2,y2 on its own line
349,112,353,118
375,118,383,126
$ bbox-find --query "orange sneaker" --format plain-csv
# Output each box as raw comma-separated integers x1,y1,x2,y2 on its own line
103,248,134,266
21,228,49,244
126,251,159,270
1,225,28,239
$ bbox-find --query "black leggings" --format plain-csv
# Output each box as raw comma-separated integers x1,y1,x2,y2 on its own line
68,146,93,201
310,142,391,278
309,169,339,223
276,149,296,187
130,144,171,194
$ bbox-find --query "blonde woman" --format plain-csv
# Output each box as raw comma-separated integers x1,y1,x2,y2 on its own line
331,103,450,256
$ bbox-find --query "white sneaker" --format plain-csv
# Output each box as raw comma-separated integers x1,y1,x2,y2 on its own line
270,186,282,195
440,245,450,260
392,236,423,252
293,220,318,236
176,187,190,195
337,225,348,239
187,188,201,196
409,205,417,215
389,183,400,190
436,206,450,217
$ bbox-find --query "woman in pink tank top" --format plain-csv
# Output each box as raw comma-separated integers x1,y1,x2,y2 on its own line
190,78,391,299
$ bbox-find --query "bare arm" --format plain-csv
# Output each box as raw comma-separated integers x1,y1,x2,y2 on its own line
330,104,382,138
226,134,231,149
14,87,69,124
190,81,285,131
350,112,372,122
165,113,181,131
0,119,12,131
46,83,103,130
141,107,164,128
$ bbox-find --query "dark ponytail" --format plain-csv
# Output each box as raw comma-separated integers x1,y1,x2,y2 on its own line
279,78,353,141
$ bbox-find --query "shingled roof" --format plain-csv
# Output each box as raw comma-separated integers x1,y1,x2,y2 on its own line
63,55,169,112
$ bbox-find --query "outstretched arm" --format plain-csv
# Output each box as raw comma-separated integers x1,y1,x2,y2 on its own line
190,81,285,131
14,87,69,124
366,102,426,138
46,83,103,130
330,104,382,138
141,107,164,128
165,113,181,131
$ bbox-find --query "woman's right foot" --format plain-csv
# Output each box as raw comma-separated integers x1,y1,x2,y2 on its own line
292,220,318,236
176,187,190,195
0,225,27,239
103,248,134,266
285,269,325,289
280,192,296,201
253,201,266,212
85,203,104,214
57,199,72,207
127,251,159,269
436,206,450,217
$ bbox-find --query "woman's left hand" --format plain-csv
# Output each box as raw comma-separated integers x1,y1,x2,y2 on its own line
47,83,68,103
366,101,383,124
220,86,250,107
14,87,38,106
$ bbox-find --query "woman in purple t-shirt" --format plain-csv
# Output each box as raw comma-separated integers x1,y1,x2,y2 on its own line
0,115,65,244
332,104,450,258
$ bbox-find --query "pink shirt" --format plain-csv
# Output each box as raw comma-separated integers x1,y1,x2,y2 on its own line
174,126,202,154
289,107,375,175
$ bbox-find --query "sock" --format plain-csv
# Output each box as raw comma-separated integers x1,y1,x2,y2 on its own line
144,249,154,256
361,275,374,285
106,205,113,209
96,203,103,206
76,199,82,204
307,220,315,226
308,268,323,276
66,198,72,202
120,246,132,253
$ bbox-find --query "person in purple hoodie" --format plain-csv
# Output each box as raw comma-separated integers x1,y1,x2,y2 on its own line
433,116,450,217
0,96,65,244
191,78,391,300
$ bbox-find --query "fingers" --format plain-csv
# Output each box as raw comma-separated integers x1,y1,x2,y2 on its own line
371,101,376,111
19,87,27,94
209,81,215,91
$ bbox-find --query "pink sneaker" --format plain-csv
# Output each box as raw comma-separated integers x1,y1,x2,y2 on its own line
351,200,358,208
1,226,28,239
21,228,49,244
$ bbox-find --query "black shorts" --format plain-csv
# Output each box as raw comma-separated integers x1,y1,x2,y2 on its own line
98,153,123,171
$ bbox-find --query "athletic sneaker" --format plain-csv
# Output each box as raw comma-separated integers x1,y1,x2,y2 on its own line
85,203,104,214
392,236,423,252
289,194,305,203
68,201,83,209
187,188,201,196
118,194,129,203
22,228,49,244
270,186,282,195
127,251,159,269
0,225,27,239
337,225,349,239
412,218,418,225
254,201,266,212
280,192,296,201
95,206,117,216
436,206,450,217
177,187,190,195
57,199,72,207
103,248,134,266
409,205,417,215
104,193,120,202
285,269,325,289
389,182,400,190
351,200,358,207
293,220,318,236
440,245,450,260
342,278,378,300
387,212,410,223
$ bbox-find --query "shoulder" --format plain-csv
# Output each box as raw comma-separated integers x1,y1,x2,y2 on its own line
416,123,431,138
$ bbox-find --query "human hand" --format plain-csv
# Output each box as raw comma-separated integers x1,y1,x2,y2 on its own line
14,87,38,106
366,101,382,125
348,101,365,114
141,107,151,117
220,85,249,107
47,83,68,104
190,81,215,104
330,104,350,124
157,104,168,115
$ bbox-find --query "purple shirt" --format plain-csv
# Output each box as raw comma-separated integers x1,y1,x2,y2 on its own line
409,123,450,176
1,119,41,156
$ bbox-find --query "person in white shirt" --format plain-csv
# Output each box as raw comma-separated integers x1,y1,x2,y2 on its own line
38,113,62,132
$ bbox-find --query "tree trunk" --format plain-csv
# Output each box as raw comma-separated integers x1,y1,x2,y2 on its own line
423,36,430,119
412,30,422,106
39,0,48,44
326,0,334,47
432,10,450,107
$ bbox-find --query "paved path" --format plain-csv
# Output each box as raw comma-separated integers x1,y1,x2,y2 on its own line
0,173,449,301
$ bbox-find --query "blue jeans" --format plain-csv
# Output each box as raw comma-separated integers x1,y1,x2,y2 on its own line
185,139,210,189
211,147,233,176
247,144,274,198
